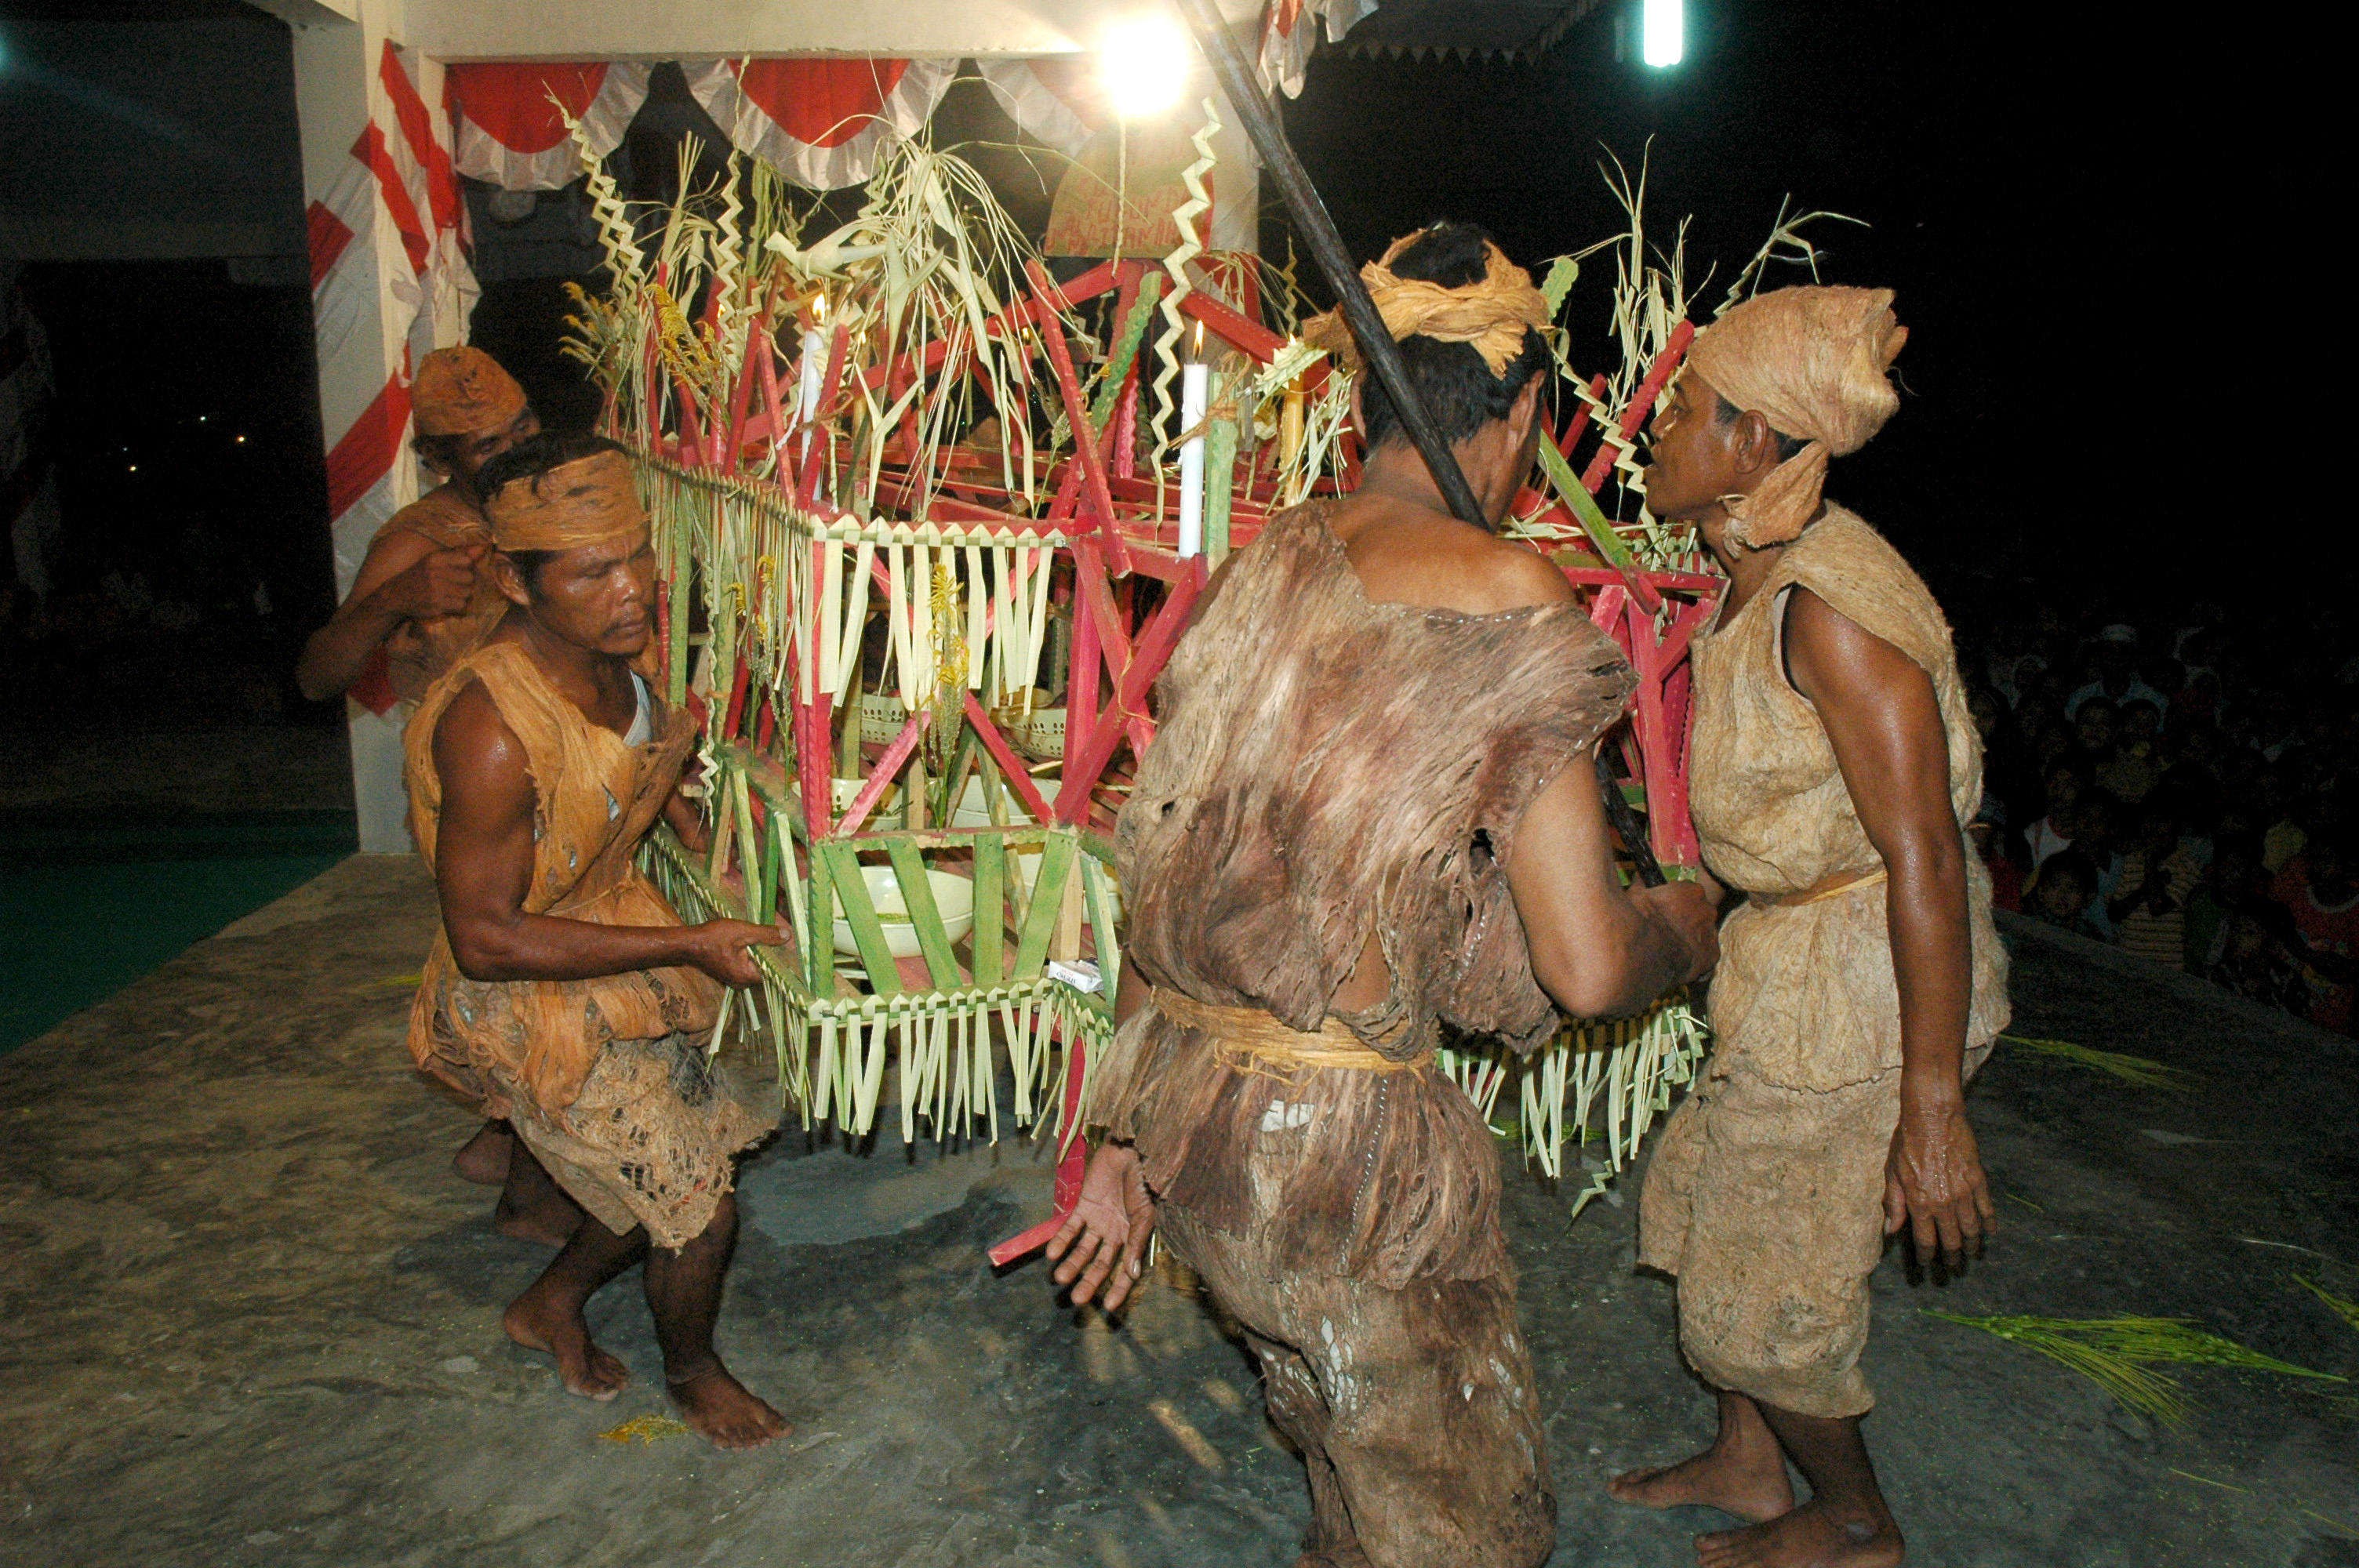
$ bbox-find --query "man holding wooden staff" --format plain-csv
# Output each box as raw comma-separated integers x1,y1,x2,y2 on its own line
1048,223,1719,1568
1609,287,2009,1568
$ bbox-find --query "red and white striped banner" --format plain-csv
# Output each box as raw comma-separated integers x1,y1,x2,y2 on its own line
304,39,478,717
679,57,957,191
444,62,652,192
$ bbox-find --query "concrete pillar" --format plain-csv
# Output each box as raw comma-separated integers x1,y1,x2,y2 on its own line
273,0,474,852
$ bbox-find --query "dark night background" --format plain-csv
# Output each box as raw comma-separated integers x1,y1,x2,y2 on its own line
0,0,2308,734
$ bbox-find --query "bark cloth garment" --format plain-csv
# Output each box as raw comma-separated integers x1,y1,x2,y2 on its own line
371,485,510,705
402,641,775,1249
1094,500,1634,1567
1638,507,2010,1419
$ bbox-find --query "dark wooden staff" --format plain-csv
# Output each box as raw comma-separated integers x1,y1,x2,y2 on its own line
1170,0,1667,887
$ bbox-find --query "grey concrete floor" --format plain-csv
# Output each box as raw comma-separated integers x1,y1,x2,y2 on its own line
1,856,2354,1567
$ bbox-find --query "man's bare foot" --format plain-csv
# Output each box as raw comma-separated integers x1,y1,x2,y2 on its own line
494,1191,584,1248
668,1363,791,1450
1610,1439,1796,1524
502,1290,629,1401
453,1123,513,1186
1696,1500,1903,1568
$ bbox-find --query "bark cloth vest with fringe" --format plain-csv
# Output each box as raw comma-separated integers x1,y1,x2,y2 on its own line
1095,501,1636,1290
401,640,720,1119
1686,506,2010,1094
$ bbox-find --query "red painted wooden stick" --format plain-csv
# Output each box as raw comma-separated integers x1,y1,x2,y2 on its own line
1581,321,1695,493
835,708,929,837
959,692,1056,826
1024,261,1129,578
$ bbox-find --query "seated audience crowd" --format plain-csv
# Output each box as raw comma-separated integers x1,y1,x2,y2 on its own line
1966,608,2359,1034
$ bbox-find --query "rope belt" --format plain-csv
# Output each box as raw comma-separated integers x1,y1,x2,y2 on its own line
1150,988,1432,1076
1752,866,1888,909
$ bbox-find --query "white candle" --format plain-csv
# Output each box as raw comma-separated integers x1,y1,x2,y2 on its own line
1178,359,1209,558
797,297,829,464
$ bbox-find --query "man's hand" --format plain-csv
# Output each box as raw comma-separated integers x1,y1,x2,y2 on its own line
680,919,787,987
1883,1089,1996,1264
375,543,485,621
1046,1142,1156,1312
1633,878,1721,982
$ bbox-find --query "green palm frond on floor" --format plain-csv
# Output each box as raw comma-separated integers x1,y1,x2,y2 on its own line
1928,1312,2344,1427
2295,1276,2359,1333
1998,1034,2202,1093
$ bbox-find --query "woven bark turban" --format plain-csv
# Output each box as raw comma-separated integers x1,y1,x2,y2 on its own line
413,346,528,438
485,450,648,554
1303,230,1553,376
1686,285,1907,548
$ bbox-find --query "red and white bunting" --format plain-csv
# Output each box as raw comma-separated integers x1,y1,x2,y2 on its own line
444,62,653,192
678,57,957,191
975,57,1100,158
1258,0,1379,97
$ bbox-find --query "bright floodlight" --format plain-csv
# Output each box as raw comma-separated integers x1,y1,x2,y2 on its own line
1642,0,1684,67
1102,16,1190,118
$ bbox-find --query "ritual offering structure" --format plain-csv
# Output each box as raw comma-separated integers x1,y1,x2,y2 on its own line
556,116,1819,1234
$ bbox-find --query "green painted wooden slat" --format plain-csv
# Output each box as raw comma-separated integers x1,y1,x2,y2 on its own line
882,839,962,992
1081,851,1120,1004
732,769,763,922
816,840,901,995
972,834,1005,985
755,797,780,925
1010,831,1076,978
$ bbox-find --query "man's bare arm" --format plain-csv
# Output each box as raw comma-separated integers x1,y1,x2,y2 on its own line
1784,586,1994,1262
1505,757,1717,1019
1046,958,1159,1311
430,683,776,985
296,532,488,701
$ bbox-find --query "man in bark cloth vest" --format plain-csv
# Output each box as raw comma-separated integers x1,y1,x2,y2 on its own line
297,348,567,1237
1047,223,1723,1568
402,430,791,1448
1607,288,2010,1567
299,347,539,707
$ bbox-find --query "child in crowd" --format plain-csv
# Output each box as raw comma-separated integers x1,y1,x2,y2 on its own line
2026,849,2103,938
2026,762,2088,869
2109,802,2203,966
2267,828,2359,1033
2101,699,2163,804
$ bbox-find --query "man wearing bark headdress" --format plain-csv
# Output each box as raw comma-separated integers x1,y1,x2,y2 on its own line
1049,223,1721,1567
298,347,568,1230
401,431,791,1449
1608,287,2009,1568
299,346,540,708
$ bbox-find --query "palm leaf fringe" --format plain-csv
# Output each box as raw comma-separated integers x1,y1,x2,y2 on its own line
1928,1312,2344,1427
1999,1033,2201,1093
2295,1276,2359,1334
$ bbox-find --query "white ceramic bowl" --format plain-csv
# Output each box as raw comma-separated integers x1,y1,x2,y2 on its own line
946,775,1123,922
950,775,1037,828
833,776,902,821
832,865,975,958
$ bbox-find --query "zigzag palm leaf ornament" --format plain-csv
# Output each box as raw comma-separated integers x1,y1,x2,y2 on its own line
1144,99,1221,472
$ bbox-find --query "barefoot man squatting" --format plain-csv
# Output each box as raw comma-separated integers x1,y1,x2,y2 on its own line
1609,287,2011,1566
402,432,790,1449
